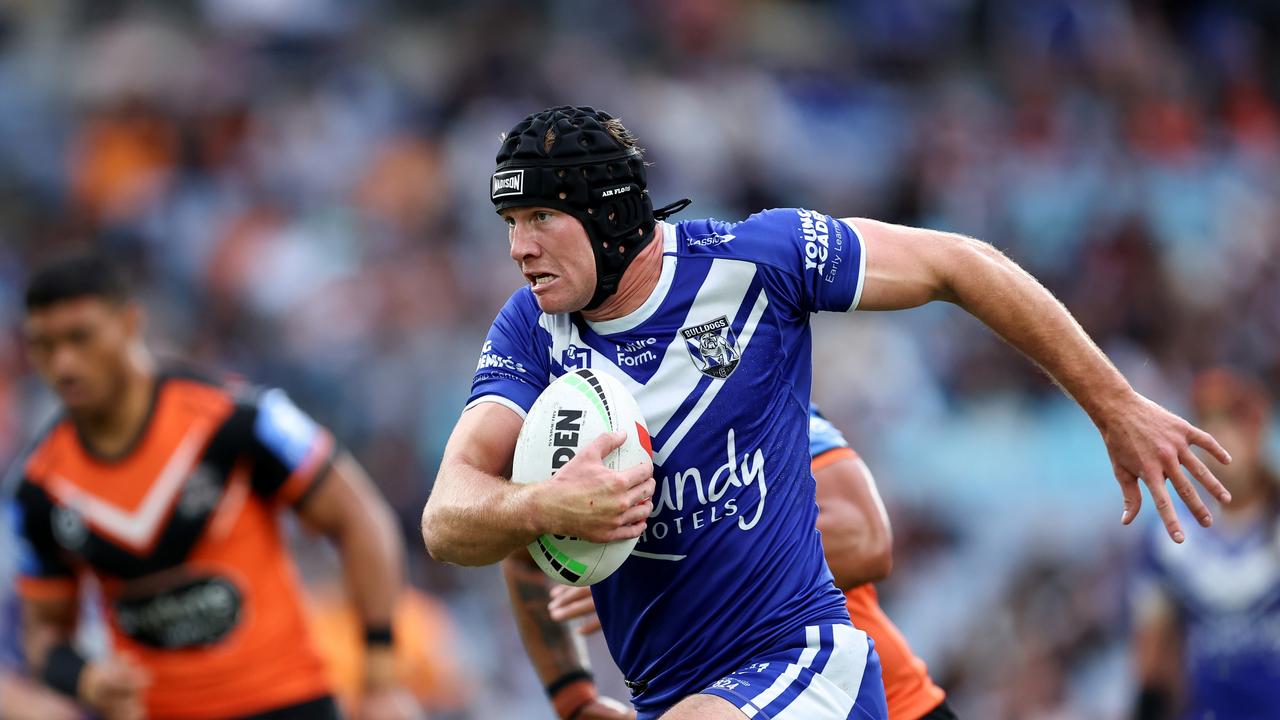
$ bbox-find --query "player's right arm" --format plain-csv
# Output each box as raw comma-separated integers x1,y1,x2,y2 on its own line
502,552,634,720
422,289,653,567
11,480,148,720
421,403,654,566
20,596,147,720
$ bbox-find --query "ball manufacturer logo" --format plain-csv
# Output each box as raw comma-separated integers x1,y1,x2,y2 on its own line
550,408,583,471
491,169,524,198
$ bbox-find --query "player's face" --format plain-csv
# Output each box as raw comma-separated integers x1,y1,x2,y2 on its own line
1199,414,1265,499
503,207,596,313
24,298,140,416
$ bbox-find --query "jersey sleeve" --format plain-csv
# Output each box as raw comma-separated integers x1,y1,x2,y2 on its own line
246,388,337,506
465,289,552,418
709,208,866,318
8,482,78,601
808,403,852,458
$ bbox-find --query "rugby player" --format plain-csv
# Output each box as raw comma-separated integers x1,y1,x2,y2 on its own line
8,256,418,720
1131,369,1280,719
504,404,955,720
420,106,1231,720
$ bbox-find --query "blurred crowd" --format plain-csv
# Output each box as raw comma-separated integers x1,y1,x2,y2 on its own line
1,1,1277,718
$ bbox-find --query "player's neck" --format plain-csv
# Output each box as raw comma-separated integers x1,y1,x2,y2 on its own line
76,349,157,458
581,227,664,323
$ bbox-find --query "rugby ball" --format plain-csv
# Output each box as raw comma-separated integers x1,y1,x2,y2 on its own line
512,368,652,586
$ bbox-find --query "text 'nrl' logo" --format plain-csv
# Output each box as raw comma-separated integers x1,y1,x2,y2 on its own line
681,316,741,379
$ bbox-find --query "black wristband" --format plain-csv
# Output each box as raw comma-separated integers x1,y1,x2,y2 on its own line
364,625,394,647
545,668,593,698
1135,687,1170,720
42,643,87,698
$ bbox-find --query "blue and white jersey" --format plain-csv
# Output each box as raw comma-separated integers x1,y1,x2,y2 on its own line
809,404,850,459
469,209,867,712
1134,506,1280,718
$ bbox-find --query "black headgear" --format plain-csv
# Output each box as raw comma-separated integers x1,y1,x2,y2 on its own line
491,105,690,310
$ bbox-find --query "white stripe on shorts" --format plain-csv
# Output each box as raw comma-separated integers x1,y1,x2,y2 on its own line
782,624,869,718
738,626,824,719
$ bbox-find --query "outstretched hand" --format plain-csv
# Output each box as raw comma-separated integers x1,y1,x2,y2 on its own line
1101,390,1232,543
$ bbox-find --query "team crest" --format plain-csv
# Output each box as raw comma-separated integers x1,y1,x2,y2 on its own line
681,316,741,379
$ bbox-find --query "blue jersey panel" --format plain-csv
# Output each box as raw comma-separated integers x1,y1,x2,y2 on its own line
467,213,866,714
467,287,554,415
1137,509,1280,718
808,404,849,458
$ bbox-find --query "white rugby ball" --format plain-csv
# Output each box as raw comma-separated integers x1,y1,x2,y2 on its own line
512,368,652,586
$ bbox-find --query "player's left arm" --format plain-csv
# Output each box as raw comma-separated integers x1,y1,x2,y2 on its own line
813,449,893,589
845,217,1232,543
295,454,418,720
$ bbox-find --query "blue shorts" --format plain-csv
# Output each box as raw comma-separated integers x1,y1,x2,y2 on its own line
640,622,888,720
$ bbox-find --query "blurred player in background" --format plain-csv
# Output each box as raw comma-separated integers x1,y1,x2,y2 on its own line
421,106,1231,720
1131,369,1280,720
510,404,955,720
7,255,418,720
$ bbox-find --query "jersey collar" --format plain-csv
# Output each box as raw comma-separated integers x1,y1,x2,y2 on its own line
584,221,677,336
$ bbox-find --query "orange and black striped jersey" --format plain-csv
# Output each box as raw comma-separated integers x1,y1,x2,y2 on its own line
9,368,335,719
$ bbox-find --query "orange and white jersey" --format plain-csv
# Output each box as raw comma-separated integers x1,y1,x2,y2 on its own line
10,368,334,719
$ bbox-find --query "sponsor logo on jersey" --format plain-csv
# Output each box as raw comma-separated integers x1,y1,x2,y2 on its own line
687,232,735,247
115,575,243,649
491,169,524,198
477,340,527,373
615,337,658,367
561,344,591,370
799,209,830,277
636,429,767,553
681,316,741,379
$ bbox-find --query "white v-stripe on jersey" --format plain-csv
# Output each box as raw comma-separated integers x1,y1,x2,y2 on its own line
468,208,868,715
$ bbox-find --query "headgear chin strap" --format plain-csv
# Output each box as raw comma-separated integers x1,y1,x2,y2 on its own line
491,105,689,311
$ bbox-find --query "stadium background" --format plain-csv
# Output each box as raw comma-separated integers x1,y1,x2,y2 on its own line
0,0,1277,718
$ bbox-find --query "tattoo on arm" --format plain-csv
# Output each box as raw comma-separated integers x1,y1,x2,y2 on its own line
508,558,587,681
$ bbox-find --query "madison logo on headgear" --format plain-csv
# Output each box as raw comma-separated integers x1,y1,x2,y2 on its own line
681,316,741,379
491,169,524,199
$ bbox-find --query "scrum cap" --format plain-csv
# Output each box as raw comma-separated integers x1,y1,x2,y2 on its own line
491,105,688,310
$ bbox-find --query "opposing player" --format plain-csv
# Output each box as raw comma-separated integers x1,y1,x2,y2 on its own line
8,256,418,720
804,406,954,720
505,403,956,720
1131,369,1280,719
420,106,1231,720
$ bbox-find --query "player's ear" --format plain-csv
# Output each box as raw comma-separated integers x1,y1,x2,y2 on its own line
121,299,147,341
